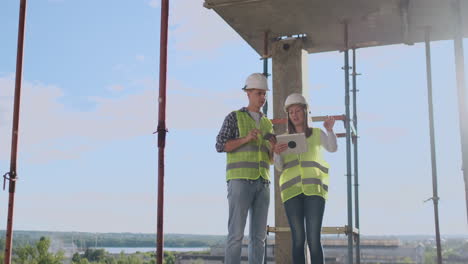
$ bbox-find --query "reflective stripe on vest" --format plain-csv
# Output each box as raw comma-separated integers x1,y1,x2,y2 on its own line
303,178,329,191
283,160,299,170
231,144,270,154
279,127,330,202
226,111,273,181
226,161,269,170
280,175,301,191
280,175,329,192
283,160,328,173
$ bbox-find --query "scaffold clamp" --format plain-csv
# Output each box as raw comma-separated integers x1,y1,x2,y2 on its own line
3,172,17,191
153,127,169,134
424,196,440,203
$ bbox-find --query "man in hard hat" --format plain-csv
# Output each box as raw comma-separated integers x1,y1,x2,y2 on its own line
216,73,275,264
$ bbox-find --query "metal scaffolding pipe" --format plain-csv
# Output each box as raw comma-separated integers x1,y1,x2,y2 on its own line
352,48,361,264
451,0,468,225
156,0,169,263
4,1,28,263
262,31,269,116
203,0,264,9
343,22,354,264
262,31,269,264
424,27,443,264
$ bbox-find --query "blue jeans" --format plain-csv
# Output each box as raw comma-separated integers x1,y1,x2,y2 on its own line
225,178,270,264
284,194,325,264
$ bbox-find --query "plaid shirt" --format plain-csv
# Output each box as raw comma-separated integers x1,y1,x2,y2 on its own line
215,107,265,152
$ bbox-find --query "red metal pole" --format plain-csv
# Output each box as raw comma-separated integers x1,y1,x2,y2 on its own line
4,1,28,263
156,0,169,263
270,115,346,125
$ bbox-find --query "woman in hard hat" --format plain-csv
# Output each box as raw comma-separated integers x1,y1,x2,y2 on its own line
273,93,337,264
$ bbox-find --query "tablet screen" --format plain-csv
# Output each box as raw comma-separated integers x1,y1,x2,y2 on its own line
276,133,308,155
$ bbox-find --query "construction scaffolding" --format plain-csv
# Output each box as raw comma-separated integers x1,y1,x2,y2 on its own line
3,1,468,264
267,45,361,263
202,1,468,263
3,1,27,264
259,24,447,264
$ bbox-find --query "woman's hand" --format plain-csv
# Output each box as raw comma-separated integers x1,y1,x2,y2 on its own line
323,116,335,132
272,142,288,154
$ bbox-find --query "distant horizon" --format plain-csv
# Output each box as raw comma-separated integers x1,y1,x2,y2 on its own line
0,229,466,239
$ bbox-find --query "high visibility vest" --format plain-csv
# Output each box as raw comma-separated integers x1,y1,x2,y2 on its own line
279,128,330,202
226,111,273,181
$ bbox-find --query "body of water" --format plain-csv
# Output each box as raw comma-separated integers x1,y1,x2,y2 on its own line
93,247,209,254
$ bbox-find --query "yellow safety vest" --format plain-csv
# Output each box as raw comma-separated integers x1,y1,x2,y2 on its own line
226,111,273,181
279,128,330,202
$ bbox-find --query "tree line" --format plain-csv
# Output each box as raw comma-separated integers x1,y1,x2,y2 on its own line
0,237,176,264
0,231,224,248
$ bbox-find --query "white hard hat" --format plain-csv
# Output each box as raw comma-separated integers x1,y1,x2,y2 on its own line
243,73,269,91
284,93,308,112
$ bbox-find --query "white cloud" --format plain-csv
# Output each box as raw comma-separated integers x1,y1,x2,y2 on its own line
135,54,145,62
148,0,159,8
8,192,156,233
112,63,136,76
0,75,242,163
364,126,409,143
107,84,125,92
169,0,241,54
311,84,327,90
165,194,226,234
358,44,421,69
112,64,126,71
5,191,231,234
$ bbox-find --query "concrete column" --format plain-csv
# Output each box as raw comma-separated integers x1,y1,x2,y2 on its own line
272,37,309,264
452,0,468,224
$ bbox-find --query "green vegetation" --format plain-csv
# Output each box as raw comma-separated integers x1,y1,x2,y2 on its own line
71,249,175,264
0,237,64,264
0,237,176,264
0,231,464,264
0,231,224,248
424,239,468,264
0,231,222,264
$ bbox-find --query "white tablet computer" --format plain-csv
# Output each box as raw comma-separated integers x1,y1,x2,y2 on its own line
276,133,308,155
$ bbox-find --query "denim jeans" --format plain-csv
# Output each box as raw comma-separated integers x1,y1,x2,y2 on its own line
225,178,270,264
284,194,325,264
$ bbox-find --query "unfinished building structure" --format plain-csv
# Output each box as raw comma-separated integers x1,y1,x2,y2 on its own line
201,0,468,263
4,1,468,264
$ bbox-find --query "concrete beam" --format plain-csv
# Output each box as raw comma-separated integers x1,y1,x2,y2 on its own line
205,0,468,56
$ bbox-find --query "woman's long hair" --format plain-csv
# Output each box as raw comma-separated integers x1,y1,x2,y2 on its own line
287,104,312,137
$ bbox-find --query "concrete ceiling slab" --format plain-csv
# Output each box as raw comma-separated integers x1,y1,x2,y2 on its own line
204,0,468,55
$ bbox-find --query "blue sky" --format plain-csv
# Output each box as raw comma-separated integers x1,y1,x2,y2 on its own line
0,0,467,236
